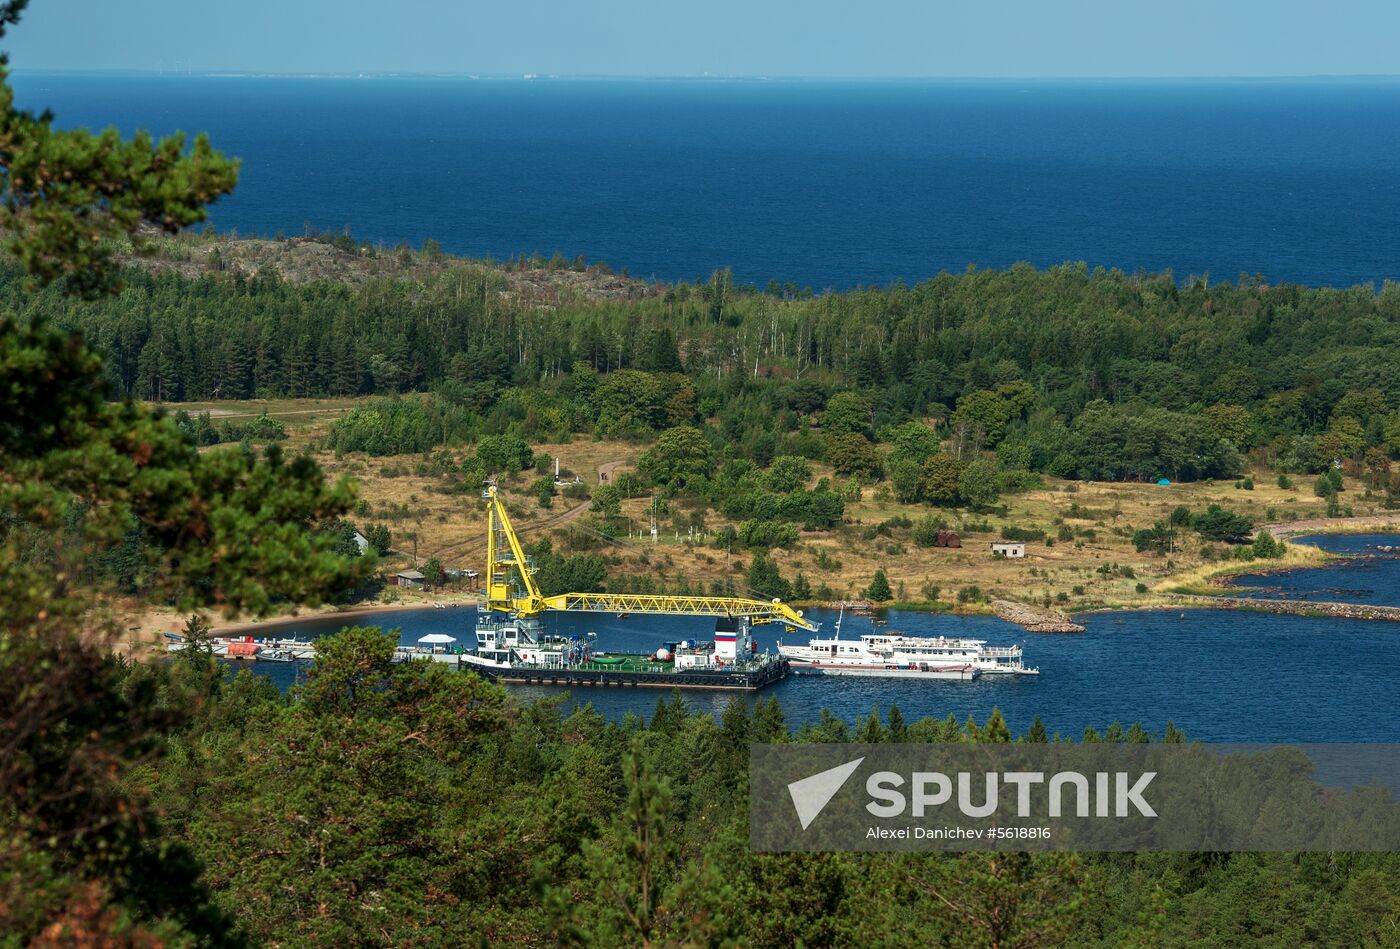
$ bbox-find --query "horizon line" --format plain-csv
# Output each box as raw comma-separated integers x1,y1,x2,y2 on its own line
13,68,1400,83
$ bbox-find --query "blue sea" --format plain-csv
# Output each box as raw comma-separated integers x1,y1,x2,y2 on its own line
12,74,1400,290
238,535,1400,743
1233,534,1400,606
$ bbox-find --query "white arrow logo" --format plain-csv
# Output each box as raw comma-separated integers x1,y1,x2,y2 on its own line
787,757,865,830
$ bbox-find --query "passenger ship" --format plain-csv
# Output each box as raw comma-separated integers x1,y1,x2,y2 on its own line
778,610,1039,680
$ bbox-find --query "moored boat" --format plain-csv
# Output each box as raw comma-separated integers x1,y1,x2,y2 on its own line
165,634,318,662
459,613,788,690
778,608,1039,679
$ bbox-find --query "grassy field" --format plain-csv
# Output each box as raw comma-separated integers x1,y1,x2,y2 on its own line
147,395,1395,622
691,469,1341,611
158,396,369,451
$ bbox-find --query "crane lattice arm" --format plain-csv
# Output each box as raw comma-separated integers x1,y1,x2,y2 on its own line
541,592,815,631
481,485,817,632
484,484,546,613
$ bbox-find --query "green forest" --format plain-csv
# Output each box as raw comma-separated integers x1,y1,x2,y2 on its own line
12,624,1399,947
20,252,1400,493
10,254,1397,942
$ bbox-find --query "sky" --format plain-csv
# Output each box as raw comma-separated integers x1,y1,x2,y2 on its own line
8,0,1398,79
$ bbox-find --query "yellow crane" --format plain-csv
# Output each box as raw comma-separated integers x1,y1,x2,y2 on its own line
482,485,816,632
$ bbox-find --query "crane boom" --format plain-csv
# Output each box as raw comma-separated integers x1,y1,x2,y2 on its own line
481,485,817,632
484,483,546,612
541,592,814,630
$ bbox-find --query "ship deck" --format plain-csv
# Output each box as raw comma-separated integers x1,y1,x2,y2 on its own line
474,655,789,691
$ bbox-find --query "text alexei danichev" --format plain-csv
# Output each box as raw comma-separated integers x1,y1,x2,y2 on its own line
866,825,1053,840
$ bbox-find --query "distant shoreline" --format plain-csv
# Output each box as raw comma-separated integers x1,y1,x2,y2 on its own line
216,600,478,635
1256,513,1400,541
16,70,1400,84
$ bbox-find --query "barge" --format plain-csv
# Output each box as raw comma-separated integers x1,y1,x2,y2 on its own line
460,613,788,691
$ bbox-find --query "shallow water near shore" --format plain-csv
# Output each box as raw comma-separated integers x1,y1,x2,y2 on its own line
1230,533,1400,608
235,538,1400,741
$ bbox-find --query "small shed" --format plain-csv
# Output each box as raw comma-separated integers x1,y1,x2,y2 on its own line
991,542,1026,559
393,569,426,589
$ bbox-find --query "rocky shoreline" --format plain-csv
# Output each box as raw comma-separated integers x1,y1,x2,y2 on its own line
1255,513,1400,541
1175,594,1400,623
991,599,1086,633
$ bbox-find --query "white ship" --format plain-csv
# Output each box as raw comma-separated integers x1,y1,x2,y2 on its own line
778,609,1039,679
460,613,580,672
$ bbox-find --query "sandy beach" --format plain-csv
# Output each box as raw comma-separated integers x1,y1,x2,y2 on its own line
117,596,481,656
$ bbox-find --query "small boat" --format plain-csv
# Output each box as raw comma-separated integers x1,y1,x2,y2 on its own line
592,655,628,665
616,612,630,619
257,648,299,663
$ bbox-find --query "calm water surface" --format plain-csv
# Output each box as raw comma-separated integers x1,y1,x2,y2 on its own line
13,74,1400,290
1231,533,1400,606
239,538,1400,742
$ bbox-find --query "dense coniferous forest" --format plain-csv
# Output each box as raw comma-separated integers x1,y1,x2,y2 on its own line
64,627,1400,946
21,255,1400,488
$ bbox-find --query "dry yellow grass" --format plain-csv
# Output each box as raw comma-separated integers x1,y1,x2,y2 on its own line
1160,541,1332,595
478,456,1364,614
321,438,643,569
148,398,1394,615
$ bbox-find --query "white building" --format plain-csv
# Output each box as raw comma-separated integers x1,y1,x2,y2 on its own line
991,542,1026,559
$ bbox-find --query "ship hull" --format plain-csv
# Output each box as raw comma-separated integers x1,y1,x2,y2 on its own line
460,653,789,691
786,661,977,680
